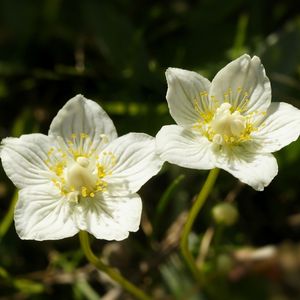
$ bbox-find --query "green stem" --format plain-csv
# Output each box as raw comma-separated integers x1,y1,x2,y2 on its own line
79,231,151,300
153,174,185,237
180,168,220,283
0,190,18,239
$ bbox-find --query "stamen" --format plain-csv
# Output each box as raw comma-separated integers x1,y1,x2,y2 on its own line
236,91,250,112
44,139,117,201
195,102,258,146
234,87,242,109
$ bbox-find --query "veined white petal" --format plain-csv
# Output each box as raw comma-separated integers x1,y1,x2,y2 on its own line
166,68,211,127
49,95,117,152
0,134,54,189
210,54,271,115
75,193,142,241
156,125,215,169
215,147,278,191
14,184,78,240
253,102,300,153
99,133,163,196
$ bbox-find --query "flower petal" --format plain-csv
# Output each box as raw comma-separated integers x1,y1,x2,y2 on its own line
156,125,215,170
0,134,53,189
215,147,278,191
49,94,118,151
99,133,163,196
75,193,142,241
210,54,271,114
252,102,300,153
166,68,211,127
14,184,78,240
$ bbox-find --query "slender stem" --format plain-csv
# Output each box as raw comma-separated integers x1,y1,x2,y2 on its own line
0,190,18,239
180,168,220,283
153,174,185,237
79,231,151,300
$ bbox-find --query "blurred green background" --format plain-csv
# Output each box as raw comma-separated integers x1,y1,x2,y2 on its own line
1,0,300,299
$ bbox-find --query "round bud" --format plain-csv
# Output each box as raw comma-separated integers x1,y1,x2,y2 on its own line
212,202,239,226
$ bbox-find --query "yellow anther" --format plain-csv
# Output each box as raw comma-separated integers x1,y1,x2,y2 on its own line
47,148,54,156
81,186,88,197
80,133,88,139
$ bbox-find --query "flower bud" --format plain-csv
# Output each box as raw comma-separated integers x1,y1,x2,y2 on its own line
212,202,239,226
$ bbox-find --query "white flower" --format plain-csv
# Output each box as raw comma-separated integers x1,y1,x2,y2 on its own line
0,95,162,241
156,54,300,191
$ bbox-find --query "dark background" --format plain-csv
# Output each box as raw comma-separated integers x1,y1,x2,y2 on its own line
1,0,300,299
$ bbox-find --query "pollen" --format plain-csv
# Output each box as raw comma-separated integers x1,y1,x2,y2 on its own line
193,98,258,146
192,87,261,146
44,138,117,202
193,90,219,125
67,132,91,159
81,186,88,197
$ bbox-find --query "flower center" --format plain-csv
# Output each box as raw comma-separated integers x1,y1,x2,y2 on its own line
66,157,97,197
193,101,256,145
45,133,116,202
210,103,246,144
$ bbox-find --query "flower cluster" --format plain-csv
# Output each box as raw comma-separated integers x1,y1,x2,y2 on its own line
1,54,299,241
